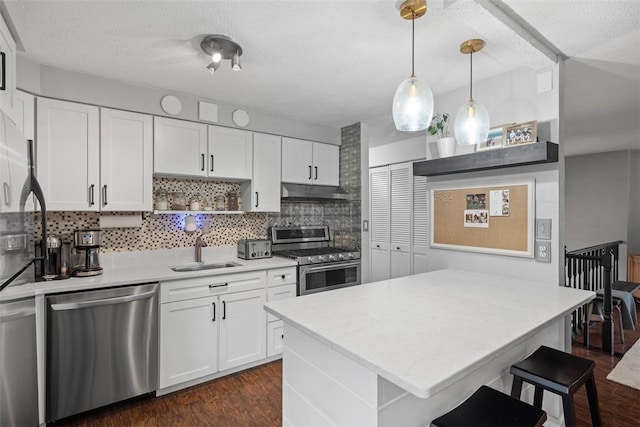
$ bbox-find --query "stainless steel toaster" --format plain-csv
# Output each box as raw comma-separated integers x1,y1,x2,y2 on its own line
237,239,272,260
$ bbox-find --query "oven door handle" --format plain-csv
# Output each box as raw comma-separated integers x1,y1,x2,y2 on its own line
304,261,361,273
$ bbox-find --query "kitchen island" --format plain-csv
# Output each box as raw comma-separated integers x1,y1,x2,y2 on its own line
264,269,594,427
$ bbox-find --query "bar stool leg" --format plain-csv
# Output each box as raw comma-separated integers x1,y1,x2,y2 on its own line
561,394,576,427
585,376,603,427
616,305,625,344
510,376,524,398
533,387,544,408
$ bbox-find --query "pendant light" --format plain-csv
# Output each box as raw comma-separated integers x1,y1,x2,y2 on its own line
454,39,490,145
392,0,434,132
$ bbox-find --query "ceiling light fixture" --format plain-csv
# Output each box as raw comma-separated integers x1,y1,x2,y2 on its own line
392,0,434,132
454,39,490,145
200,34,243,74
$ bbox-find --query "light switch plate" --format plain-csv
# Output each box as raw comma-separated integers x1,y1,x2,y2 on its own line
362,220,369,232
536,218,552,240
535,240,551,263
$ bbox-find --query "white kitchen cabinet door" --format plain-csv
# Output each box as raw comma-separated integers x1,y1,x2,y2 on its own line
36,98,99,211
390,164,411,278
370,242,390,282
159,296,218,388
218,289,266,372
312,142,339,186
267,320,285,357
412,175,429,274
242,133,281,212
208,125,252,180
154,117,207,177
281,137,313,184
0,14,17,121
369,166,390,282
14,91,34,140
266,283,296,322
100,108,153,211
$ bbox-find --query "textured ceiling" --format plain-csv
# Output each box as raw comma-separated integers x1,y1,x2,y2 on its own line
5,0,640,139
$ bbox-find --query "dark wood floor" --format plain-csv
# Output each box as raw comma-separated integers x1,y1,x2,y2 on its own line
57,305,640,427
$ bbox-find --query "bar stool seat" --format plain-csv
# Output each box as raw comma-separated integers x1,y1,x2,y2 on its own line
430,385,547,427
510,346,602,427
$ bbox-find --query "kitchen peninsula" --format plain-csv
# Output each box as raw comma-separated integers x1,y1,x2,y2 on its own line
264,269,594,426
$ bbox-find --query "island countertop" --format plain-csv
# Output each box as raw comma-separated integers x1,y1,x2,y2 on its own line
264,269,594,399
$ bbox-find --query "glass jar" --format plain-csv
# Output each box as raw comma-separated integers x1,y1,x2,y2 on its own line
189,193,201,211
171,192,186,210
155,189,168,211
227,191,239,211
214,195,226,211
203,196,214,211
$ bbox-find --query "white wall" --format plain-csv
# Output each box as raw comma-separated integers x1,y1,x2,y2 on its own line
16,58,341,145
565,150,635,279
629,151,640,255
364,64,563,284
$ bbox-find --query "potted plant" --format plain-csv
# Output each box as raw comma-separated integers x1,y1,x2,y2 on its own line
428,112,456,158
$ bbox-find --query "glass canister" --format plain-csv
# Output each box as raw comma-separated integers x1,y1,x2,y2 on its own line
189,193,201,211
227,191,240,211
214,195,226,211
155,189,168,210
171,192,186,210
203,196,214,211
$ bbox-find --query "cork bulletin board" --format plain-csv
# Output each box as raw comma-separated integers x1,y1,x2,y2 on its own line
430,180,535,257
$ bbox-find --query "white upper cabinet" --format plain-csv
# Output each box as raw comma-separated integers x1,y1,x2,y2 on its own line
100,108,153,211
37,98,100,211
0,14,17,122
312,142,339,186
154,116,207,177
281,137,339,186
37,99,152,211
208,125,252,180
15,91,35,140
242,132,281,212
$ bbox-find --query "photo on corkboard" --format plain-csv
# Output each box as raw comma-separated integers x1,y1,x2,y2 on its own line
466,193,486,209
464,209,489,228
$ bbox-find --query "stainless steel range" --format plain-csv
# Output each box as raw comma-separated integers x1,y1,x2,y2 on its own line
269,226,361,296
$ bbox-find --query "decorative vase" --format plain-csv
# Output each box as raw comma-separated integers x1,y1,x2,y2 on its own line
437,137,456,158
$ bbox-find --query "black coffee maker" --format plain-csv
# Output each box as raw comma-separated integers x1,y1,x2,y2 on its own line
36,235,71,280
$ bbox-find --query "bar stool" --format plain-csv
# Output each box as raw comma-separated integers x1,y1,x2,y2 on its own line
510,346,602,427
430,385,547,427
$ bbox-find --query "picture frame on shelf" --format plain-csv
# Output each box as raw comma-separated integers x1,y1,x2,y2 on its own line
476,124,511,151
504,121,538,147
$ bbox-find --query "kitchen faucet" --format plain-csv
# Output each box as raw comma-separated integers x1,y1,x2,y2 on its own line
195,233,208,263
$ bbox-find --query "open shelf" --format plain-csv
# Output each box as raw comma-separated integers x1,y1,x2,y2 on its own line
153,210,244,215
413,141,558,177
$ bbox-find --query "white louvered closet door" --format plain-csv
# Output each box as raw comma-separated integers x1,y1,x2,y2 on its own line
369,166,390,282
413,175,429,274
390,163,411,279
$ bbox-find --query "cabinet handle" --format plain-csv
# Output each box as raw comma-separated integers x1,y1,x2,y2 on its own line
201,154,205,171
212,301,216,321
376,244,380,248
89,184,95,206
2,182,10,206
255,192,259,208
397,247,400,250
308,165,312,180
222,300,226,320
102,185,108,206
281,334,284,339
281,274,286,279
210,155,214,172
209,283,228,289
314,166,318,180
0,52,5,91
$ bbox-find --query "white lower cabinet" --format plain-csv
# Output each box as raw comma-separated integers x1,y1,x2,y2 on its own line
160,296,218,388
159,267,296,390
218,289,266,371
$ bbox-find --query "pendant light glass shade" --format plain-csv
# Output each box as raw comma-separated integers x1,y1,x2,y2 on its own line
454,99,490,145
392,76,434,132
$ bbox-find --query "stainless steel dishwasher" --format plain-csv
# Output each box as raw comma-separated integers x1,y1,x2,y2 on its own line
46,282,158,422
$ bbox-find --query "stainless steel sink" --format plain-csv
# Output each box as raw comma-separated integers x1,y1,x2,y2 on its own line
170,262,241,272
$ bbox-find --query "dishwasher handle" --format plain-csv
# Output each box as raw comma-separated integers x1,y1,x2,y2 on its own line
50,290,156,311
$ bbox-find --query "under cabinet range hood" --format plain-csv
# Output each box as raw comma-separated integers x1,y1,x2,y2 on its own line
281,183,348,201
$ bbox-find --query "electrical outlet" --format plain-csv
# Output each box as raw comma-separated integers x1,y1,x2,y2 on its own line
535,240,551,263
362,220,369,232
536,218,552,240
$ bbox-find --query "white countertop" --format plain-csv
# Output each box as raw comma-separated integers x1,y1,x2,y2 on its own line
264,269,595,399
1,246,297,301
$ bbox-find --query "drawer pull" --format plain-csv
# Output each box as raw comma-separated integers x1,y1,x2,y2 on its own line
209,283,228,289
281,274,286,279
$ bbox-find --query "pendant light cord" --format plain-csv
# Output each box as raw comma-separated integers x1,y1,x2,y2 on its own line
469,49,473,101
411,12,415,77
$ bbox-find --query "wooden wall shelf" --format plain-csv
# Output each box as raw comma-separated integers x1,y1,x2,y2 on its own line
413,141,558,177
